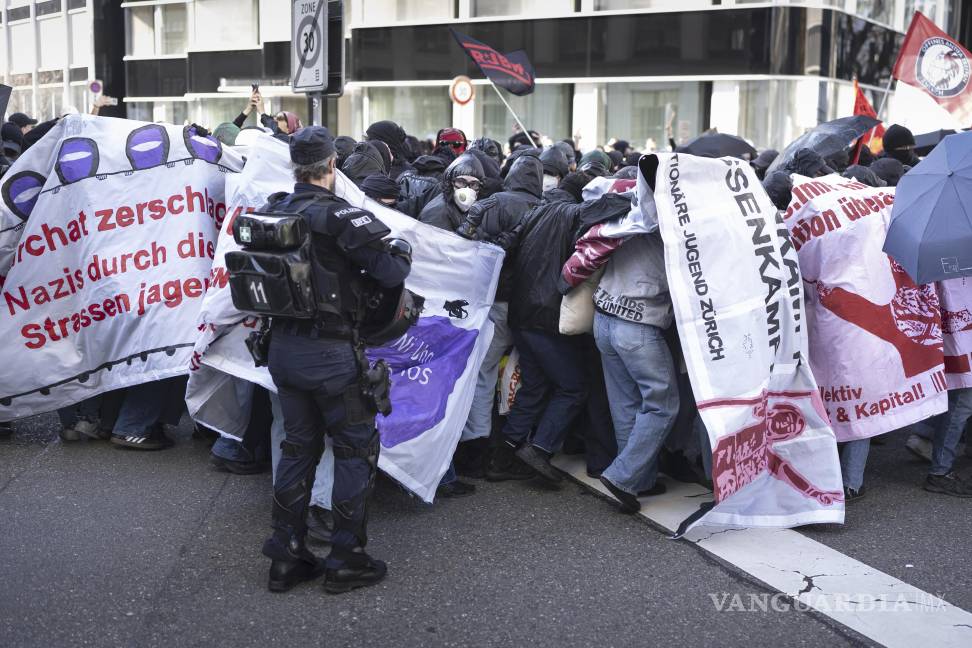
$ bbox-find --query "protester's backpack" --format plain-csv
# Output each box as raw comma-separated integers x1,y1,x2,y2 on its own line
225,198,323,319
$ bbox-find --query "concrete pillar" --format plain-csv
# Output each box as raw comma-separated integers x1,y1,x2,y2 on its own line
709,80,740,135
572,82,598,153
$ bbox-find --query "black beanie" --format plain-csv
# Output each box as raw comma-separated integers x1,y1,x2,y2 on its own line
560,171,591,202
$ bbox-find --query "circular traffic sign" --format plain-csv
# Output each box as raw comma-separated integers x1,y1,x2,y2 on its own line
450,76,475,106
296,14,322,70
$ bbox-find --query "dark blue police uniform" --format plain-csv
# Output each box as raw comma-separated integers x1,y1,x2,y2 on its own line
261,128,409,594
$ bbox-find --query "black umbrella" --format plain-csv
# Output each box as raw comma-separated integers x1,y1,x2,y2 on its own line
677,133,757,160
913,129,957,157
767,115,880,175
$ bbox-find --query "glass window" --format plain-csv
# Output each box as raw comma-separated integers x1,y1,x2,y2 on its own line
193,0,258,51
365,86,452,142
127,7,156,57
10,21,37,72
38,17,68,70
474,84,572,145
904,0,940,27
70,85,89,114
358,0,452,25
161,5,188,55
8,88,34,118
472,0,574,18
857,0,894,25
735,79,822,152
70,11,91,66
594,0,693,9
602,82,703,152
127,101,155,123
36,87,64,121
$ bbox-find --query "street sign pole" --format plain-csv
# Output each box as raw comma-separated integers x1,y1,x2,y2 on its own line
292,0,327,125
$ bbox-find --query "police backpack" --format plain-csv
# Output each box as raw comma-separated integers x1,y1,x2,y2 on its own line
226,207,318,318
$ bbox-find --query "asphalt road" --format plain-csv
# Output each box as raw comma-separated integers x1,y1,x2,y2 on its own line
3,414,961,647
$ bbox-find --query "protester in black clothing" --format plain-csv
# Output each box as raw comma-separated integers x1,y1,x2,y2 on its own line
342,142,388,185
396,152,452,218
762,171,793,212
418,153,485,231
882,124,921,167
751,149,779,180
335,136,357,168
360,173,402,208
469,137,505,168
365,120,414,180
843,164,886,188
870,157,906,187
539,146,569,194
491,189,631,482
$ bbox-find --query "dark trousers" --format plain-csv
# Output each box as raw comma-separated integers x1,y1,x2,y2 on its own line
575,335,617,473
268,332,377,560
502,328,589,453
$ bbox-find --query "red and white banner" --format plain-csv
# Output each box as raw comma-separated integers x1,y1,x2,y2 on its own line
893,11,972,126
0,115,243,418
646,153,844,529
938,278,972,389
784,174,947,441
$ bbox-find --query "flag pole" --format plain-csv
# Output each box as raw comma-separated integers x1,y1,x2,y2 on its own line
489,80,537,148
862,76,895,151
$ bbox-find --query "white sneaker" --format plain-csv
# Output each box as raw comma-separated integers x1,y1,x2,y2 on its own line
905,434,932,462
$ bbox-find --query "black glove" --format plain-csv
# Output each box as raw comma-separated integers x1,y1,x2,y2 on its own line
384,237,412,264
189,123,211,138
455,221,477,240
491,230,517,250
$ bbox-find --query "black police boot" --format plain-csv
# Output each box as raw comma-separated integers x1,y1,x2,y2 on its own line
323,546,387,594
263,535,326,593
262,489,325,592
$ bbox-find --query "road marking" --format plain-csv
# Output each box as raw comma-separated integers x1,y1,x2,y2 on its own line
553,455,972,648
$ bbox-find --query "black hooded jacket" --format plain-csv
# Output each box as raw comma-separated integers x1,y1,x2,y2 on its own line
460,155,544,302
509,192,631,332
366,120,415,180
397,154,451,218
341,142,387,185
465,148,503,198
418,153,485,232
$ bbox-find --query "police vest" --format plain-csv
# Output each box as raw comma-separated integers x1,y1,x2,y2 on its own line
225,192,388,337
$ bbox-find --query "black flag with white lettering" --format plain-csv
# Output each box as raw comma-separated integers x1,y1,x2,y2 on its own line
451,29,535,96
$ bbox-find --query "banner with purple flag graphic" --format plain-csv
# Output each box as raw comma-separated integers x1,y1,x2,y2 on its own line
185,134,504,502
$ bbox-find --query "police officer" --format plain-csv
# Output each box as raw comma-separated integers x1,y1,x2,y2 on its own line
261,126,410,594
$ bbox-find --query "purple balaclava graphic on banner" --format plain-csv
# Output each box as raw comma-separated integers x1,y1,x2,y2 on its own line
54,138,99,184
183,125,222,164
368,316,478,448
126,124,170,170
2,171,46,221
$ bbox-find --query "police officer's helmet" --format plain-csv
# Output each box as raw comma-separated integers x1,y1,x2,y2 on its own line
360,284,425,346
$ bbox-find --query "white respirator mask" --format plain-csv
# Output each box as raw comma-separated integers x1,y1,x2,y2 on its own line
542,174,559,192
453,187,478,212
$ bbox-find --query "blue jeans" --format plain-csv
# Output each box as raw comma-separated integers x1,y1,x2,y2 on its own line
462,302,512,441
840,439,870,490
929,388,972,475
594,312,679,495
113,377,187,437
501,329,589,453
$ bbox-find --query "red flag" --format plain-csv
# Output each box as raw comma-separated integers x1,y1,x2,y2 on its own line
851,79,885,163
893,11,972,124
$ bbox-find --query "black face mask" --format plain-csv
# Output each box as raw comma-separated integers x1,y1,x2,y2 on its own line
890,148,917,165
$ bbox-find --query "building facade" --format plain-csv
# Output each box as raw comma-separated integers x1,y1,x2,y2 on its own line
0,0,125,121
3,1,960,152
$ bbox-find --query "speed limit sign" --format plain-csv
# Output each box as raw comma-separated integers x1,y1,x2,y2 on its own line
292,0,327,93
449,76,475,106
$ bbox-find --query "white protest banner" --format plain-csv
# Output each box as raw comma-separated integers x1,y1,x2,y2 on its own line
937,278,972,389
0,115,243,418
784,175,947,440
186,134,504,502
645,153,844,530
